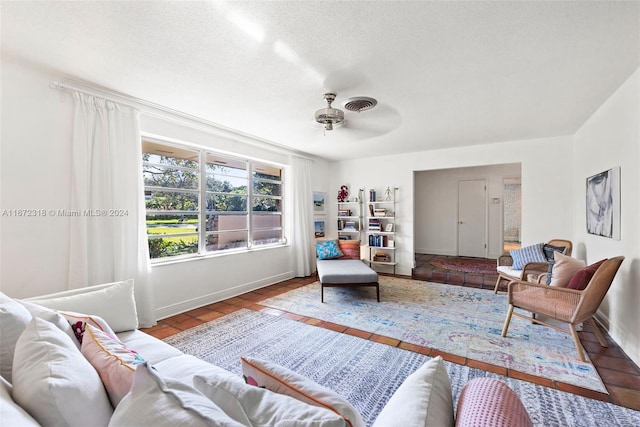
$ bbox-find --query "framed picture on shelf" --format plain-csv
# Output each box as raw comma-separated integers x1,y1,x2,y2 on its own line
313,192,326,214
385,223,394,232
314,220,325,238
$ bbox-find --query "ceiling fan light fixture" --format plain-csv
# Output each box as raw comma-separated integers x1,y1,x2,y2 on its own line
315,93,345,131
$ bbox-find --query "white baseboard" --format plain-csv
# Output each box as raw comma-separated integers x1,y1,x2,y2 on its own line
415,248,457,256
155,271,294,320
595,310,640,367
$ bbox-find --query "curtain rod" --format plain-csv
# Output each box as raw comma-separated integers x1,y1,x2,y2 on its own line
50,80,315,161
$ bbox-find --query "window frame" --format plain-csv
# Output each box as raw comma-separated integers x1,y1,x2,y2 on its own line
142,137,286,263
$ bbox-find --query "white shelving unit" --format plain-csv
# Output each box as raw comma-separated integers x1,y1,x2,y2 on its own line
365,187,397,273
337,188,363,243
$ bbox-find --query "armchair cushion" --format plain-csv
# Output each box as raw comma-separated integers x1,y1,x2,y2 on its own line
509,243,546,270
542,244,568,284
549,252,585,287
567,259,607,290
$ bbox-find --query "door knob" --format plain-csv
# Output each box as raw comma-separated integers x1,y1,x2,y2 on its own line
459,221,464,224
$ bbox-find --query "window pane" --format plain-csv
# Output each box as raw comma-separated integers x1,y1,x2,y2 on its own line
253,213,282,229
205,213,248,232
206,231,248,251
206,194,247,212
252,229,283,246
253,164,281,181
146,213,199,259
252,196,281,212
253,181,281,196
145,190,199,211
206,154,248,193
143,165,199,190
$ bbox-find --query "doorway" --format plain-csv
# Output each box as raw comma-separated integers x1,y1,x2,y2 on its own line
503,178,521,253
458,179,487,257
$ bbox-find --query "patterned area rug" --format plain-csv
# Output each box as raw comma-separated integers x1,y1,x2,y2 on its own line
164,309,640,427
430,257,498,274
260,277,607,393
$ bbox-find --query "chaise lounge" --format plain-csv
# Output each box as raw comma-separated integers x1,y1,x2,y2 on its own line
315,239,380,303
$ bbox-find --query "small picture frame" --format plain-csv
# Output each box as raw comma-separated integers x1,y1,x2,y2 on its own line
314,220,325,238
313,192,326,214
384,223,394,232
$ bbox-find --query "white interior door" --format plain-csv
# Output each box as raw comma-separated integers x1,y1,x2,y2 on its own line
458,179,487,257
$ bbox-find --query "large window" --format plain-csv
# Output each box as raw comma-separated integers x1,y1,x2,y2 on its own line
142,139,284,261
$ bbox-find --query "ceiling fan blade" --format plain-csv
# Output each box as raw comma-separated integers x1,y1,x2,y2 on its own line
323,69,370,93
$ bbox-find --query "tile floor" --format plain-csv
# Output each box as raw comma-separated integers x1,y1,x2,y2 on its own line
142,271,640,411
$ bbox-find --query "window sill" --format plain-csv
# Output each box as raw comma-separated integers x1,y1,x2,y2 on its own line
149,242,290,267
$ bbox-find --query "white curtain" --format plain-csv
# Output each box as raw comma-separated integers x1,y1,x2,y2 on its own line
290,156,316,277
68,92,155,327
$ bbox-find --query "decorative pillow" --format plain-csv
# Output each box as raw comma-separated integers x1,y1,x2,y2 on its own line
241,356,364,427
12,317,113,427
567,259,607,290
81,324,146,407
316,240,344,260
0,292,32,383
194,371,349,426
455,378,533,427
110,362,243,427
17,300,80,347
27,279,138,332
542,244,567,284
509,243,547,270
338,240,361,260
0,374,40,426
60,311,118,344
549,252,586,287
372,356,453,427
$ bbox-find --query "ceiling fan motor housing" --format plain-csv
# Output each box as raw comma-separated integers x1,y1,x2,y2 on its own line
315,93,345,130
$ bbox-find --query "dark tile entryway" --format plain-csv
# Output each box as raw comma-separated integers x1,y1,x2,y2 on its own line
412,253,499,289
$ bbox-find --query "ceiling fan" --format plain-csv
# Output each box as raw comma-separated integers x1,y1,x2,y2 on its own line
314,92,378,132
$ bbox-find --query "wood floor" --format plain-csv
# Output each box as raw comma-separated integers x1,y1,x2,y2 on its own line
142,269,640,412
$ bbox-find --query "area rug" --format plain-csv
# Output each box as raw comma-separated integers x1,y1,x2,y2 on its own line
430,257,498,274
164,309,640,427
260,277,607,393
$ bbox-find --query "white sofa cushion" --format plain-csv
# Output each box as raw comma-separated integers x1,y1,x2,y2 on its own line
0,292,32,383
194,370,349,427
117,329,183,365
27,279,138,332
241,356,364,427
81,324,146,407
496,265,522,279
0,376,40,426
372,356,454,427
109,362,243,427
12,317,113,427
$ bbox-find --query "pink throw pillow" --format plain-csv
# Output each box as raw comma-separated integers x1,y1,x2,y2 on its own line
455,378,532,427
567,259,607,290
338,240,361,260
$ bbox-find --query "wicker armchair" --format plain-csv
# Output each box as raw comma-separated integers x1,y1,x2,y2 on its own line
494,239,573,293
501,256,624,362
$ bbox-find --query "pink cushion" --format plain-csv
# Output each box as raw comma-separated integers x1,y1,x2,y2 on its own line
567,259,607,290
455,378,532,427
338,240,361,260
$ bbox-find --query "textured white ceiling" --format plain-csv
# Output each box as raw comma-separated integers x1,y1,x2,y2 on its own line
2,1,639,160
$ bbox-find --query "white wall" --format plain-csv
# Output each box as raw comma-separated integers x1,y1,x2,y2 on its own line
0,57,325,320
414,163,521,259
328,135,574,275
573,68,640,366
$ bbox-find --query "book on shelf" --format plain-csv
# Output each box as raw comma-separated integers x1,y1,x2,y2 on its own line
338,209,351,217
368,235,389,247
368,204,375,217
373,208,386,217
369,190,376,202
